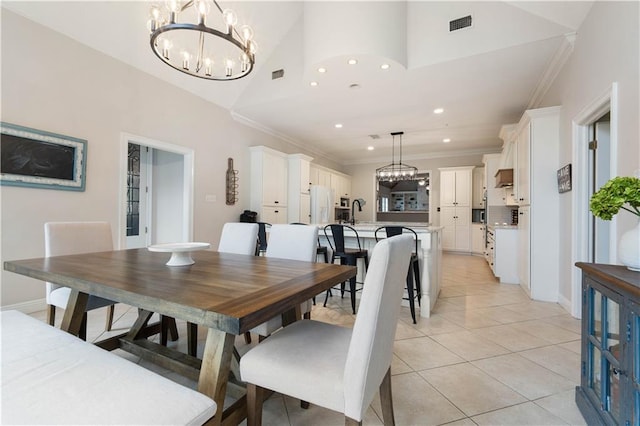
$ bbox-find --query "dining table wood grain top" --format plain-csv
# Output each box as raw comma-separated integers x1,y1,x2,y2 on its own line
4,248,356,425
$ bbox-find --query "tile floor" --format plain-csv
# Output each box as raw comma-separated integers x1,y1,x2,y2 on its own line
30,253,587,425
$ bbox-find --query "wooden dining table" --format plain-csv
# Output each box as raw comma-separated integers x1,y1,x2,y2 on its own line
4,248,356,425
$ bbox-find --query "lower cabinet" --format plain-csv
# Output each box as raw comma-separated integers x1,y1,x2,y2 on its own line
260,206,288,224
472,223,485,255
441,206,471,252
576,263,639,426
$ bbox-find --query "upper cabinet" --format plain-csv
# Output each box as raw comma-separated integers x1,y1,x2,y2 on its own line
483,153,504,207
440,167,473,207
472,166,485,209
310,164,351,206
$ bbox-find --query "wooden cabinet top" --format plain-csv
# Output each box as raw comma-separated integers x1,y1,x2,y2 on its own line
576,262,640,299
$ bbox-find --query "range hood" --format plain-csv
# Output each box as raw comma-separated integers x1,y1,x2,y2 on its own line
495,169,513,187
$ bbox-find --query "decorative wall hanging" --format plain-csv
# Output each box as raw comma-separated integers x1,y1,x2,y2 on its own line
0,122,87,191
226,157,238,205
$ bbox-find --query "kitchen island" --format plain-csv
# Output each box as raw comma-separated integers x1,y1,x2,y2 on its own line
318,222,443,317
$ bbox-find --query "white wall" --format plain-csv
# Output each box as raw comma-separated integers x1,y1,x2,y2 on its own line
540,1,639,307
0,10,336,309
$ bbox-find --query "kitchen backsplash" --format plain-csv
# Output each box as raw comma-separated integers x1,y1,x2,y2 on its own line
487,206,515,225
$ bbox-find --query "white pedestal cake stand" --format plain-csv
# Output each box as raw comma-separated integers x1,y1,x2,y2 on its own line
147,242,211,266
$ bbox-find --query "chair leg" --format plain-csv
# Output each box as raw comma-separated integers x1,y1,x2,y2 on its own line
47,304,56,326
349,275,357,314
187,322,198,356
168,318,179,341
244,332,252,344
379,368,395,426
105,304,115,331
413,260,422,306
246,383,264,426
406,269,416,324
323,290,330,307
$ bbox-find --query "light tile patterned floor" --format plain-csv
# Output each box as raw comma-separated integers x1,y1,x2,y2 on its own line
30,253,587,425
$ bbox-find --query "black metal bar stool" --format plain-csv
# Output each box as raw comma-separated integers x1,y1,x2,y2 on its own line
255,222,271,256
323,224,369,314
375,226,421,324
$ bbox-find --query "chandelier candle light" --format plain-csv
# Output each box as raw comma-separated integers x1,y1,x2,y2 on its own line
376,131,418,182
147,0,256,80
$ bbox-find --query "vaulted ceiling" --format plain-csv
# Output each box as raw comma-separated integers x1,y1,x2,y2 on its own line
2,1,594,164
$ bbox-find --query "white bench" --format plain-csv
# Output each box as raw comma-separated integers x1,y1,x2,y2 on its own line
1,310,216,425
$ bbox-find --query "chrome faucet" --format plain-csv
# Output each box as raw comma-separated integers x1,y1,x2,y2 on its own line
351,198,365,225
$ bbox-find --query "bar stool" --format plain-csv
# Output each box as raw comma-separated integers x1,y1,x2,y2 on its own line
323,224,369,314
255,222,271,256
375,226,421,324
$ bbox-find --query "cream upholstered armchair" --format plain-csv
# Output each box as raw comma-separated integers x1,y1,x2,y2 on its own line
44,221,117,340
240,234,413,425
248,224,318,339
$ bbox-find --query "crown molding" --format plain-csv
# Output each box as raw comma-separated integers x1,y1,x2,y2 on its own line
230,111,336,163
528,32,576,109
342,147,501,166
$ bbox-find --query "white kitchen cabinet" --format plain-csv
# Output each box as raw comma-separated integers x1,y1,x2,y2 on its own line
517,205,530,292
288,154,313,223
440,167,472,207
483,154,505,206
439,167,473,252
250,146,288,224
472,223,485,254
260,206,288,225
441,206,471,252
494,228,518,284
330,172,351,206
472,167,485,209
515,123,531,205
513,106,560,301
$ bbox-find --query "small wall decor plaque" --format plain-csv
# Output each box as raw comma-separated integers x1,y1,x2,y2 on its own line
1,122,87,191
557,163,572,193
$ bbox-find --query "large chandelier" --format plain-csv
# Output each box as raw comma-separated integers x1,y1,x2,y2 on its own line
376,132,418,182
147,0,256,81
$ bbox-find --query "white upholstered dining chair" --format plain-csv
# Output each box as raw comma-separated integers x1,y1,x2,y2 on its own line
248,224,319,339
240,234,413,426
218,222,259,255
44,221,116,340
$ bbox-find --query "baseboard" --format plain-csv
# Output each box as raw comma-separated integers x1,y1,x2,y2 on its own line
1,298,47,314
558,293,575,317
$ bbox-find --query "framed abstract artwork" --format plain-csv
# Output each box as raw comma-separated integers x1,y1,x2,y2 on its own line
1,122,87,191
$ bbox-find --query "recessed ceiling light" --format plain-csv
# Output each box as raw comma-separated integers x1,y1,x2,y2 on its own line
347,59,358,65
380,63,390,70
434,108,444,114
310,81,318,87
318,67,327,73
443,138,451,143
367,146,374,151
335,123,343,129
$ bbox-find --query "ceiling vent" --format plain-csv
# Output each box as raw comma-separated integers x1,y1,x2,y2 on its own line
449,15,472,32
271,69,285,80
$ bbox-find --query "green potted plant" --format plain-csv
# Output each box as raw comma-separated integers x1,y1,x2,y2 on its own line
590,175,640,271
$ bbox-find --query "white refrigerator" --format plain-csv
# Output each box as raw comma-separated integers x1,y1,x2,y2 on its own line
310,185,334,224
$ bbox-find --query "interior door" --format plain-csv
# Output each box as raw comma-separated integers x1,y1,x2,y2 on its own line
126,143,150,248
588,114,612,263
